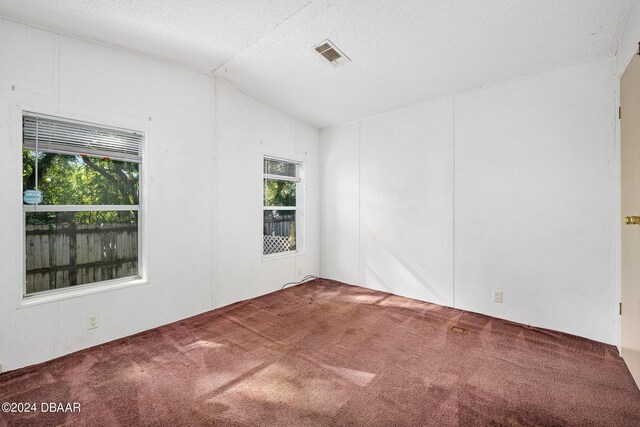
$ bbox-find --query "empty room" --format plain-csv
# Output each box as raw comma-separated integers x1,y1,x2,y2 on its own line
1,0,640,425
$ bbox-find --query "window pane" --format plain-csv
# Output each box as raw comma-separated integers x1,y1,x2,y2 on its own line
263,210,296,254
264,158,296,177
22,150,139,205
25,210,138,295
264,178,296,206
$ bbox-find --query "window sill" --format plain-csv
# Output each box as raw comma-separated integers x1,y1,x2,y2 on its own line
262,250,304,262
19,276,147,308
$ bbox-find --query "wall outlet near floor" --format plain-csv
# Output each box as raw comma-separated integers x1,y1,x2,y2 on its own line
88,314,99,330
297,265,303,275
492,290,503,303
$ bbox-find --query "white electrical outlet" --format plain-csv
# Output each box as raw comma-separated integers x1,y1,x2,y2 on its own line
297,266,303,275
88,314,99,329
492,290,503,303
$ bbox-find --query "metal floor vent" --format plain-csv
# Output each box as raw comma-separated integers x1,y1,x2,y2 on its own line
313,40,350,66
450,326,467,334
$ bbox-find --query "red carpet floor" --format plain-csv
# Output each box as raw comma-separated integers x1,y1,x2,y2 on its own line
1,279,640,426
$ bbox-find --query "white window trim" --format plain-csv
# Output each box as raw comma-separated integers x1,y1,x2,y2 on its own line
20,110,147,302
23,205,139,212
263,174,300,183
19,276,148,308
262,250,305,262
263,206,295,211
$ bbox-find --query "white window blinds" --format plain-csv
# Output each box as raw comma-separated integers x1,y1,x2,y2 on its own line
23,114,143,163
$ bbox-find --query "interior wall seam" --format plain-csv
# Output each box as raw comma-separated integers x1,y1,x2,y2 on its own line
452,96,456,309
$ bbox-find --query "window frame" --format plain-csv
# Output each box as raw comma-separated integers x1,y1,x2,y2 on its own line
20,111,146,302
262,155,304,260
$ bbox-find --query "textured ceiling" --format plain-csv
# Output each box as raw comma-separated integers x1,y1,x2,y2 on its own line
219,0,631,127
0,0,632,127
0,0,312,72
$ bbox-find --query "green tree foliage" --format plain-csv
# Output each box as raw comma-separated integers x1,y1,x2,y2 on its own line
263,179,296,207
263,158,297,209
23,150,139,225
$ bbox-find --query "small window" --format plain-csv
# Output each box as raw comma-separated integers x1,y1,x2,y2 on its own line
22,113,143,296
263,157,302,255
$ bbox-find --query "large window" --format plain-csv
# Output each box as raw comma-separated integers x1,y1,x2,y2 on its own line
22,114,143,296
263,157,302,255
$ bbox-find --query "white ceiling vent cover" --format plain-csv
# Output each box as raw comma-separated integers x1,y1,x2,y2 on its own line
313,40,351,66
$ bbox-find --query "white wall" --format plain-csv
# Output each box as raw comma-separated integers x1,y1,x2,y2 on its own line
0,20,319,372
619,0,640,75
321,57,617,344
359,99,454,306
319,99,454,307
0,19,214,371
320,99,455,306
319,102,456,306
213,80,320,307
455,58,616,343
319,123,360,285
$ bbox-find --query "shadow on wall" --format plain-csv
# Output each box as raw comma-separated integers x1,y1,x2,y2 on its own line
363,242,449,306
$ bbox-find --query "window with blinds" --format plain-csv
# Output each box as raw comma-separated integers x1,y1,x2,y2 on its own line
22,113,143,296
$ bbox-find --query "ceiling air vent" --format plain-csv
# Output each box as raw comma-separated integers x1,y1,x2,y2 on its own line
313,40,350,66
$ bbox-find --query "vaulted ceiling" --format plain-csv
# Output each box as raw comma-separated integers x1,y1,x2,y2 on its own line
0,0,632,127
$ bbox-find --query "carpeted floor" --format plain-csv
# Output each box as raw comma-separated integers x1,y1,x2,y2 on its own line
1,279,640,426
